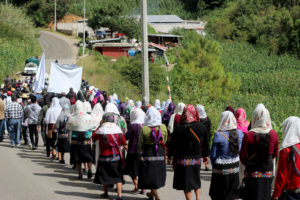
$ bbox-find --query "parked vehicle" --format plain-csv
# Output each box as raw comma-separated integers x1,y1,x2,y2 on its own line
24,57,39,75
95,29,106,40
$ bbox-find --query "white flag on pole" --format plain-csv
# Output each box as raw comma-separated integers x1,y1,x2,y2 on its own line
33,52,46,93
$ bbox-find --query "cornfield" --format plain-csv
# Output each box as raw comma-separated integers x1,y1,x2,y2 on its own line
220,40,300,136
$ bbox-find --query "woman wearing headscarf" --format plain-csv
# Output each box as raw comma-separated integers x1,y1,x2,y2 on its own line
124,108,145,193
91,103,104,129
44,97,62,160
154,99,161,110
91,103,104,166
138,106,168,200
135,101,142,109
93,112,126,200
159,101,166,115
234,108,249,133
168,102,185,134
125,99,135,126
66,100,94,179
170,105,209,200
272,116,300,200
56,104,71,164
209,111,244,200
105,103,127,134
196,104,212,171
234,107,249,186
240,104,278,200
162,102,176,126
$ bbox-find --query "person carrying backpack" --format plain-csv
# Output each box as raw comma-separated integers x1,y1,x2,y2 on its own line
272,116,300,200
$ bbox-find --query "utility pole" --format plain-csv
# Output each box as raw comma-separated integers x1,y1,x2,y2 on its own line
82,0,86,56
141,0,149,106
54,0,57,31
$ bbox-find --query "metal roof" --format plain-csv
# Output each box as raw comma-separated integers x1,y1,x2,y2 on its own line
93,43,134,48
148,34,182,38
148,15,183,23
133,15,183,23
89,38,121,44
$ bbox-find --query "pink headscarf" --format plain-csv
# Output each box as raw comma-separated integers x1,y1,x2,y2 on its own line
181,104,200,124
234,108,249,133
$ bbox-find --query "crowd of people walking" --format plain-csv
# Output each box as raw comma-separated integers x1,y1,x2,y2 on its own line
0,76,299,200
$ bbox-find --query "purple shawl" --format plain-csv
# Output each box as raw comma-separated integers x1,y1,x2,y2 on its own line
162,102,176,125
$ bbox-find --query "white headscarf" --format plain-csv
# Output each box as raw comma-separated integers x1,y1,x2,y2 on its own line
136,101,142,109
113,93,118,100
161,101,166,110
83,101,92,114
168,102,185,133
109,96,117,105
97,122,123,135
250,104,272,134
166,99,172,108
91,103,104,129
154,99,161,110
196,104,207,119
144,106,162,127
66,100,94,131
217,111,237,131
130,108,145,124
127,99,135,110
44,97,62,124
280,116,300,151
105,103,120,115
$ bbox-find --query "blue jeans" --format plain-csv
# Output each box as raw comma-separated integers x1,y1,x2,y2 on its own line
0,119,4,141
8,119,21,146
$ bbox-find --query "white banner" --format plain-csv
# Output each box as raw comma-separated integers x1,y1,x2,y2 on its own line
33,52,46,93
48,62,82,94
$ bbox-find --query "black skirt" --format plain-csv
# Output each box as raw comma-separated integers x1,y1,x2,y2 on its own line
243,171,273,200
124,153,140,178
70,137,93,164
173,155,201,191
138,145,166,189
57,138,70,153
94,155,123,185
209,162,240,200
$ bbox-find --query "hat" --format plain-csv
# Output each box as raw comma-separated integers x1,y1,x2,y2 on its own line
7,91,12,96
11,88,16,92
61,92,66,96
21,93,29,99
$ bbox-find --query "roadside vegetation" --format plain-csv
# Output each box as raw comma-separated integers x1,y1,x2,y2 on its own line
79,51,168,103
0,4,41,81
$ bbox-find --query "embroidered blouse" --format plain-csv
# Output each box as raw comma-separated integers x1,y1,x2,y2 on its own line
210,129,244,167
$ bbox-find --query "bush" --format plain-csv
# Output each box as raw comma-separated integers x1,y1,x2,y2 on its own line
169,30,240,104
0,4,41,81
207,1,300,57
112,55,166,97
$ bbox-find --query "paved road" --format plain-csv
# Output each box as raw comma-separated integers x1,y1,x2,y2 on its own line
38,31,79,74
0,135,212,200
